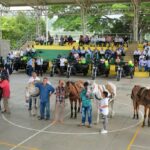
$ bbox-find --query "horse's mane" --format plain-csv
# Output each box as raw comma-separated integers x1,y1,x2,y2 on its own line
137,87,147,98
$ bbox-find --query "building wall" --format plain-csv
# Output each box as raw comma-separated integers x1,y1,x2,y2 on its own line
0,40,10,57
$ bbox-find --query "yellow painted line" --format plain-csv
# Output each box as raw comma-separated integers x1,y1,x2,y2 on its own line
0,141,39,150
126,124,141,150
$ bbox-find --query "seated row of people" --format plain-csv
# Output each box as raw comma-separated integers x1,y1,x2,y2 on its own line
71,46,125,61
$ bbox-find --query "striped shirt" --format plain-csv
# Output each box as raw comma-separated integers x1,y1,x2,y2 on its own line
56,86,65,103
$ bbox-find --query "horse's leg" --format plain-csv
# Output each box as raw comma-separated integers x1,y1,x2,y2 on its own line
136,103,139,119
96,109,100,124
31,97,35,115
70,100,73,118
77,99,81,113
37,97,40,117
74,101,77,119
109,99,114,118
148,108,150,127
132,101,136,119
96,100,99,124
142,106,147,127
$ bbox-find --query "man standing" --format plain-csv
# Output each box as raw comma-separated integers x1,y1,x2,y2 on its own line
36,57,43,76
35,77,55,120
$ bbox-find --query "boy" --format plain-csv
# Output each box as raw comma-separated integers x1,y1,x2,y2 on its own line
100,91,109,134
80,82,92,128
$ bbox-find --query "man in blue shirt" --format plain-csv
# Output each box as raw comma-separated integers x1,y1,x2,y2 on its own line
35,77,55,120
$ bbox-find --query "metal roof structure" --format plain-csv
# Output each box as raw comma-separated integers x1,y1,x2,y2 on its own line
0,0,149,7
0,0,149,42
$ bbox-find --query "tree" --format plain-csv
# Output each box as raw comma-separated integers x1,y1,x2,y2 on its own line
1,12,46,49
48,2,150,40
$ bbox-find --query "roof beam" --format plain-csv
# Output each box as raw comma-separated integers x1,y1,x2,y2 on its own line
0,0,149,7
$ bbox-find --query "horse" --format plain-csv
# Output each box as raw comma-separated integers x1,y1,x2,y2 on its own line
25,81,40,116
131,85,150,127
65,80,84,118
88,81,116,124
131,85,142,119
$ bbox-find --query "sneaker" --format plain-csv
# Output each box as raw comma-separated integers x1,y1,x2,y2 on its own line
78,123,85,127
101,129,108,134
87,124,92,128
38,117,44,120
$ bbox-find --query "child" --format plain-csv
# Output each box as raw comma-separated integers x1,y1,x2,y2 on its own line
0,77,10,114
80,82,92,128
53,80,65,123
100,91,109,134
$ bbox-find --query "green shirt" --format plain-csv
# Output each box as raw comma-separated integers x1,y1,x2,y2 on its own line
80,89,92,107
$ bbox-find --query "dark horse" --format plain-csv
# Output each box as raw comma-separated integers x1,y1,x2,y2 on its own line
131,85,150,127
65,80,83,118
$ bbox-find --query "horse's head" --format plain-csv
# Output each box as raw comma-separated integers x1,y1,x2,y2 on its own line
131,85,141,100
64,81,71,98
25,83,40,101
89,82,98,95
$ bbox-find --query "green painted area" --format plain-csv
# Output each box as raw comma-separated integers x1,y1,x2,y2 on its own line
36,49,70,60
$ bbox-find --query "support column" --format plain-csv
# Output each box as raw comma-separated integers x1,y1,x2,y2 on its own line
44,7,49,43
35,8,42,37
132,0,140,42
76,0,91,36
81,6,88,36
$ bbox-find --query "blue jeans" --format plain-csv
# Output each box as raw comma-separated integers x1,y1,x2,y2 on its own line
27,65,33,76
82,105,92,125
40,100,50,119
28,97,37,110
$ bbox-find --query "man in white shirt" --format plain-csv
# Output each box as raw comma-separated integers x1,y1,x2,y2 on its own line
99,91,109,134
59,57,67,74
36,57,43,76
133,49,141,63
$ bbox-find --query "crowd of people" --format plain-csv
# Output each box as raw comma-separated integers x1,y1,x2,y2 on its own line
133,43,150,72
35,34,129,47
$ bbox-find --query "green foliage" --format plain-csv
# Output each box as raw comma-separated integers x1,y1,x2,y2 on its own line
1,12,45,49
49,2,150,37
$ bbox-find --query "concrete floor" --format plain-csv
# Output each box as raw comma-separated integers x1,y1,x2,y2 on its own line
0,73,150,150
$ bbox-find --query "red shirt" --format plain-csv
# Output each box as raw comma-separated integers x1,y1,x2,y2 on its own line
0,80,10,98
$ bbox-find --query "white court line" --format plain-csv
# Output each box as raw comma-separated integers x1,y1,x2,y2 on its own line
9,112,70,150
132,144,150,150
2,101,144,135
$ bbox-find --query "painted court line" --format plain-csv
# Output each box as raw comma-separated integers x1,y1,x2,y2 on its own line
132,144,150,150
9,112,70,150
2,103,144,135
0,140,39,150
126,123,142,150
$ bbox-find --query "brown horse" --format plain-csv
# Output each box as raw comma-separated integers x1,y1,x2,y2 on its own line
65,80,84,118
131,85,141,119
131,85,150,127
